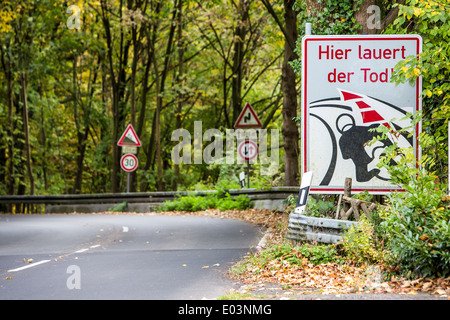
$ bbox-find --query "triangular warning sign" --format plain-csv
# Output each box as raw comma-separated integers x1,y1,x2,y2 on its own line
234,102,262,128
117,124,141,147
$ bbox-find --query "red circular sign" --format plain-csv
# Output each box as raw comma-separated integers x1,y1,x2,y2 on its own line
120,153,138,172
238,140,258,161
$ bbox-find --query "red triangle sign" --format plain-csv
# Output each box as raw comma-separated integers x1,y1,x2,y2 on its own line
234,102,262,128
117,124,141,147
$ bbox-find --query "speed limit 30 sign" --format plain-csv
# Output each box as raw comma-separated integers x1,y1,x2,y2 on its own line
120,153,138,172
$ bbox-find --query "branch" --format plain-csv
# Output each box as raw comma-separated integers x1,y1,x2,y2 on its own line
378,0,406,32
260,0,296,52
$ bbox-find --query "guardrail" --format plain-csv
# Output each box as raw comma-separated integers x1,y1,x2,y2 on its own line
286,213,358,244
0,187,300,213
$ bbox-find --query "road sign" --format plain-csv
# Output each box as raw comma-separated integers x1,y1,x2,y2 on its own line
234,102,262,128
121,146,137,154
238,140,258,161
301,35,422,194
118,124,141,147
120,153,138,172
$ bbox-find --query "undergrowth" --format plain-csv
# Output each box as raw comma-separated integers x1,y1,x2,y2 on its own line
158,191,251,212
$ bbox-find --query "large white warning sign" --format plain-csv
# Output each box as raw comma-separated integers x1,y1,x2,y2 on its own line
301,35,422,194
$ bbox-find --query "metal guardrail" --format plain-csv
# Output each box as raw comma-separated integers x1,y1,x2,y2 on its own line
286,213,358,244
0,187,299,212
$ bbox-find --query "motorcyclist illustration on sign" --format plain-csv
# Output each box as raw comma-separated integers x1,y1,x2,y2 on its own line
309,89,413,185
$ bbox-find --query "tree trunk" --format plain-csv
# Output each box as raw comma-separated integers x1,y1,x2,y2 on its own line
20,74,35,195
129,15,139,192
100,0,130,193
174,0,184,190
281,0,299,186
149,0,178,191
354,0,376,34
231,0,250,124
0,45,15,197
72,54,98,194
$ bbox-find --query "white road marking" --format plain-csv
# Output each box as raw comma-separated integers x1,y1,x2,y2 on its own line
74,248,89,253
90,244,101,248
8,260,51,273
122,226,129,232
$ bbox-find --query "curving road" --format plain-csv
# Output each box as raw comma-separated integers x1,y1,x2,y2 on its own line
0,214,264,300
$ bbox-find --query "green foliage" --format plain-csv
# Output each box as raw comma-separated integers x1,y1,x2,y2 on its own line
108,202,129,212
387,0,450,180
283,194,336,218
352,190,372,202
0,0,285,197
294,0,362,36
381,176,450,278
304,197,335,218
283,194,297,213
296,242,344,265
368,121,450,277
158,192,251,212
341,215,391,266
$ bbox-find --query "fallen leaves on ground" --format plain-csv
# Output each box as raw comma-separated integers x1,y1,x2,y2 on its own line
153,208,288,230
231,256,450,296
380,277,450,296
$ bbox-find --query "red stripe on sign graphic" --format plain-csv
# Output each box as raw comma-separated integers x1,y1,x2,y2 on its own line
355,101,371,109
341,91,363,101
361,110,384,123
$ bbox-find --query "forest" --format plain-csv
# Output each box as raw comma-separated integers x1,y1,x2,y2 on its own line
0,0,449,196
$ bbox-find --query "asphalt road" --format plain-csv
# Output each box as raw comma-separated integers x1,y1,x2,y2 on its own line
0,214,264,300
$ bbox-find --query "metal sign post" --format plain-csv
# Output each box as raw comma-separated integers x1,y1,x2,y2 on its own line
247,160,250,188
118,124,141,193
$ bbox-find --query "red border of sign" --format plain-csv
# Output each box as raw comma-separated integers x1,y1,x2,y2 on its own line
117,124,142,147
238,140,258,161
302,35,422,194
120,153,138,172
234,102,262,128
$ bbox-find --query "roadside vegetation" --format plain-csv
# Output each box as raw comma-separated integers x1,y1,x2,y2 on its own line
158,192,252,212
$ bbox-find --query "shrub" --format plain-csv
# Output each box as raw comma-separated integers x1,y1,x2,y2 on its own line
367,123,450,278
382,184,450,278
284,194,336,218
158,192,251,212
304,197,335,218
341,215,390,266
108,201,128,212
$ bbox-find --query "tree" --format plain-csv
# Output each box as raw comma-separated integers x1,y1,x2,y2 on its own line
261,0,300,186
389,0,450,180
0,0,287,200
